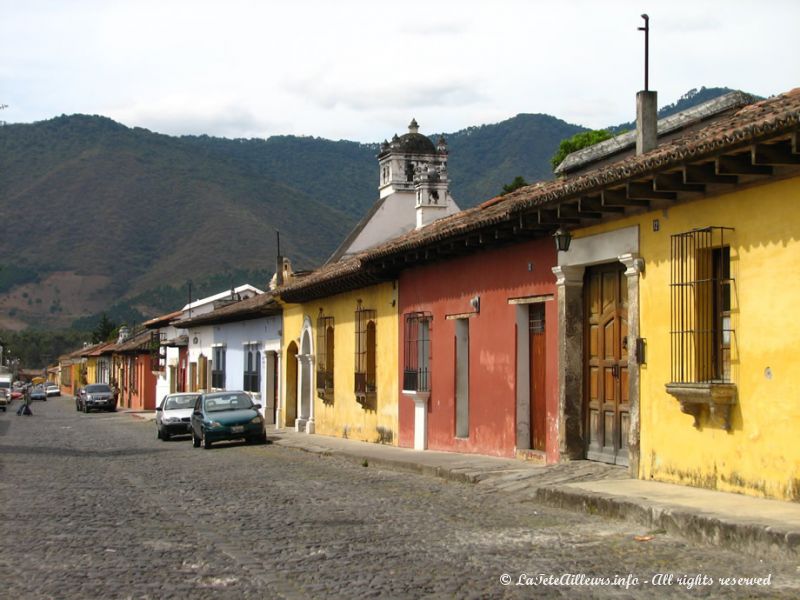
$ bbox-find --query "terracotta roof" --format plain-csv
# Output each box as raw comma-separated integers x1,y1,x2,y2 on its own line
278,88,800,302
115,330,153,353
85,341,117,357
277,256,379,303
143,310,183,329
554,91,757,175
173,292,281,328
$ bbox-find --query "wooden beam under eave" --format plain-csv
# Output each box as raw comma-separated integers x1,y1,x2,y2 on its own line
537,208,580,226
578,196,625,214
601,189,649,208
559,204,601,220
716,154,773,176
752,142,800,165
654,173,705,193
792,131,800,155
683,164,738,185
626,181,677,201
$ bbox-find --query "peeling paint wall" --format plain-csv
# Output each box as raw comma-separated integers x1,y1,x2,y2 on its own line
398,238,558,459
281,283,399,444
577,176,800,501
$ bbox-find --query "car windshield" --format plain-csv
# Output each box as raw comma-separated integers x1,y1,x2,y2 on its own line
204,393,254,412
85,384,111,393
164,394,199,410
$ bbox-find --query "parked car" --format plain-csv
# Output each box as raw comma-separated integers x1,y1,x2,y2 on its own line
30,386,47,401
0,389,8,412
10,389,23,401
45,384,60,397
190,391,266,449
155,392,200,440
77,383,116,412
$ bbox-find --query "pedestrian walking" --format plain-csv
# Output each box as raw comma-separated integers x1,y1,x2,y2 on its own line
16,386,32,416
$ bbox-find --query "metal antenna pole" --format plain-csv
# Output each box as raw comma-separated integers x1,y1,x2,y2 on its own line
639,14,650,91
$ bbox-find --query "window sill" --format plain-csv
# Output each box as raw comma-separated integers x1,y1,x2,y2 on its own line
402,389,430,405
665,382,737,430
355,392,376,410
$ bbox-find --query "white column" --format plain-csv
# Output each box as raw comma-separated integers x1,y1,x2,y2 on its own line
306,354,316,434
274,350,283,429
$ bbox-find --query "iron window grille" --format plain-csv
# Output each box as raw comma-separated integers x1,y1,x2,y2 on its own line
211,347,226,389
354,305,377,404
403,312,432,392
243,343,260,393
670,227,734,384
316,315,335,400
149,331,166,372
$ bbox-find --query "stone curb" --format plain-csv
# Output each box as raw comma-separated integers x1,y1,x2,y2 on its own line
532,485,800,561
271,439,483,484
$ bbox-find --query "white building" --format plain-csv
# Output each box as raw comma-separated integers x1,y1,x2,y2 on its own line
172,292,282,425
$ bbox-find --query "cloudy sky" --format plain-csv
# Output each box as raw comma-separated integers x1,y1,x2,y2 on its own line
1,0,798,143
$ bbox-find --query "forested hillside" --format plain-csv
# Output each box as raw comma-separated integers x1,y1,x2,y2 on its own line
0,87,737,332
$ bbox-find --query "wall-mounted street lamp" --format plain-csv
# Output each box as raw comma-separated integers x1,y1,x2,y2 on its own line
553,227,572,252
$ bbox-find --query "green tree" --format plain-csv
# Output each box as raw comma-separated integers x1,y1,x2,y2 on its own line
92,313,117,344
500,176,528,195
550,129,614,171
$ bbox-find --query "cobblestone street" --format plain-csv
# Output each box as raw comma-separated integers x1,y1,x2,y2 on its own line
1,398,798,599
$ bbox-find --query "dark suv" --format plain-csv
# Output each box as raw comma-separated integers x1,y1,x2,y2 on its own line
77,384,116,412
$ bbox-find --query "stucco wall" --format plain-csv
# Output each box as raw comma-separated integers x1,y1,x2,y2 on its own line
282,283,399,444
577,176,800,501
398,238,558,459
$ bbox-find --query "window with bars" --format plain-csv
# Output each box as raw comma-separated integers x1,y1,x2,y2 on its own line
211,346,226,389
670,227,734,384
149,331,166,372
243,343,260,393
354,306,377,403
316,315,335,399
403,312,432,393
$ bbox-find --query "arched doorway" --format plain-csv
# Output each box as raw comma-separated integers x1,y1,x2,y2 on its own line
297,317,315,433
285,341,298,428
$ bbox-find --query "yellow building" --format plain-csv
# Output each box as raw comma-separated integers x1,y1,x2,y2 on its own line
550,90,800,500
279,261,399,445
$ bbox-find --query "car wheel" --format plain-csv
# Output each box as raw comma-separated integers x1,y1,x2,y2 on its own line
83,404,89,413
192,431,201,448
162,430,171,441
202,430,212,449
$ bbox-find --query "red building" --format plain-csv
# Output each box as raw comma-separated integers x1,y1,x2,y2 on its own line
114,331,157,411
398,237,559,461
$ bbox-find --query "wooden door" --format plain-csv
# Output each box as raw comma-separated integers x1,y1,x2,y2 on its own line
585,264,629,466
529,303,546,452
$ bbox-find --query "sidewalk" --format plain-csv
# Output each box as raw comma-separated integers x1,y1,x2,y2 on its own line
267,426,800,560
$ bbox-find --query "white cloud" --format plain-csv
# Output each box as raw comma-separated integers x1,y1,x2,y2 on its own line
1,0,798,141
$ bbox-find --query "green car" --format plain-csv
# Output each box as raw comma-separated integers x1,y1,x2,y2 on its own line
190,391,267,449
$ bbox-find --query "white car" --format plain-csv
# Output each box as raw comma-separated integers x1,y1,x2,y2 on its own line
155,392,201,440
46,384,60,397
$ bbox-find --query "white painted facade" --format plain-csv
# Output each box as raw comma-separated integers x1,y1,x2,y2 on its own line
153,323,183,406
186,315,282,423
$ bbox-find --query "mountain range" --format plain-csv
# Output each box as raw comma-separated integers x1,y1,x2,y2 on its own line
0,87,737,331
